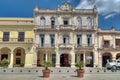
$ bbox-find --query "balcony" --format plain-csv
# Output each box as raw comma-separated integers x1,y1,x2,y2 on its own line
58,25,75,29
98,44,114,51
58,43,73,50
34,25,57,29
37,44,55,49
0,38,33,43
75,44,94,50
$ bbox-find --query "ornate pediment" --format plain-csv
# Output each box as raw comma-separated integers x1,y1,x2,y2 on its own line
58,2,73,11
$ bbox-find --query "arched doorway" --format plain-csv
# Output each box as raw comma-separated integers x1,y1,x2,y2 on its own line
102,52,112,67
13,47,25,67
0,47,11,62
116,53,120,59
60,54,70,67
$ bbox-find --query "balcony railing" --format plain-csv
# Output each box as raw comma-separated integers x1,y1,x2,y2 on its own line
75,44,94,48
0,38,33,43
37,44,55,48
34,25,95,30
35,25,57,29
59,25,75,29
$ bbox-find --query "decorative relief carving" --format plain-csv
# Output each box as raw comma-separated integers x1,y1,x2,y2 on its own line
58,2,73,11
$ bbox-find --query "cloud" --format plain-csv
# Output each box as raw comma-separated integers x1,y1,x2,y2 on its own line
76,0,120,19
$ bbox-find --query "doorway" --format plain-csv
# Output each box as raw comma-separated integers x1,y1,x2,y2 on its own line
60,54,70,67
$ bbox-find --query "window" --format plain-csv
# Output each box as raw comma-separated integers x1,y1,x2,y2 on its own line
43,53,46,61
103,40,110,47
18,32,24,41
52,54,56,66
40,17,45,27
77,34,82,46
87,17,92,28
63,35,69,44
51,17,55,28
50,34,55,47
116,39,120,46
16,49,21,56
77,17,82,28
87,34,92,46
16,58,21,64
40,34,45,47
3,32,9,41
63,18,69,25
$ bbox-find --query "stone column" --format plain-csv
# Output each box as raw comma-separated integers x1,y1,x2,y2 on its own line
98,53,102,69
71,52,75,68
83,51,86,67
112,35,115,48
112,54,116,60
71,46,75,68
0,51,1,61
33,49,37,67
45,52,48,61
55,47,60,68
9,53,13,68
93,50,98,67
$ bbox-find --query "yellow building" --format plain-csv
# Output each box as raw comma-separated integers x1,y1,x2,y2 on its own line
0,18,34,68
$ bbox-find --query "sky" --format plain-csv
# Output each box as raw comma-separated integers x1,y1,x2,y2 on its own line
0,0,120,29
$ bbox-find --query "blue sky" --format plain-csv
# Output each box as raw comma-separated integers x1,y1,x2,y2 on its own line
0,0,120,29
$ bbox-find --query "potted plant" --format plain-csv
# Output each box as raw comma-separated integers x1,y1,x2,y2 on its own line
0,58,9,68
41,61,52,78
75,61,84,78
20,62,24,67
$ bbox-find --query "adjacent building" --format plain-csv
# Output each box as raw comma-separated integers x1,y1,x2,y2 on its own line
0,18,34,68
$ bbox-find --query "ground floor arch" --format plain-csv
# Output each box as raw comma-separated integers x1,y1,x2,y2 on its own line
116,53,120,59
37,50,56,67
102,52,112,67
75,51,94,67
0,47,11,63
13,47,25,67
60,54,71,67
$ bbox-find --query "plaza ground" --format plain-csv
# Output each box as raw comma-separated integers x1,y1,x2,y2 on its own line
0,67,120,80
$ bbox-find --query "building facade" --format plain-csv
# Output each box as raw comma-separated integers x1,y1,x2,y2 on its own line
34,2,98,68
98,27,120,67
0,18,34,68
0,2,120,68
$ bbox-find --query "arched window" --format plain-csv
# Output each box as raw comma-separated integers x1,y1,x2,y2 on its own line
40,17,45,27
51,17,55,28
77,17,82,28
87,17,92,28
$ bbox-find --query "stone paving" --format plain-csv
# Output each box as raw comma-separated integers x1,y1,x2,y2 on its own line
0,67,120,80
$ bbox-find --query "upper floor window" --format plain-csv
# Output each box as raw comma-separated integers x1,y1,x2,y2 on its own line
87,34,92,46
77,34,82,46
40,34,45,47
18,32,24,41
77,17,82,28
40,17,45,27
87,17,92,28
103,40,110,47
63,34,69,44
116,39,120,46
3,32,9,41
50,34,55,47
51,17,55,28
63,18,69,25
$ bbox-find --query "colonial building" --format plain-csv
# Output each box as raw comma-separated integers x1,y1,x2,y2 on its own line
98,27,120,67
0,2,120,68
34,2,98,68
0,18,34,68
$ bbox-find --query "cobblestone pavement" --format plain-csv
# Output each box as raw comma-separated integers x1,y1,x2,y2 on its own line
0,67,120,80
